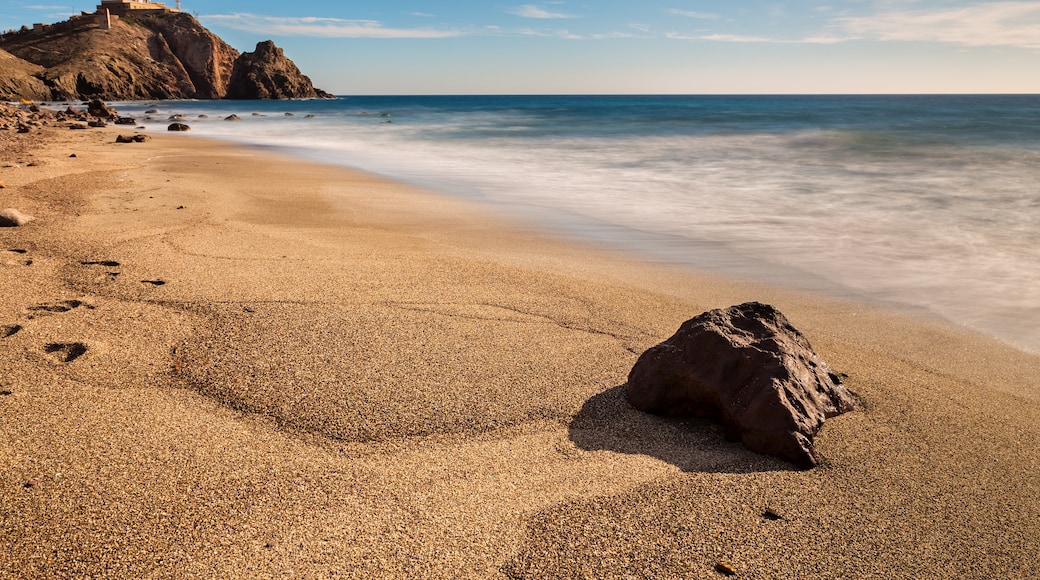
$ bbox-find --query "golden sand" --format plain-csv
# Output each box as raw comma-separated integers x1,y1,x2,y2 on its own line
1,122,1038,578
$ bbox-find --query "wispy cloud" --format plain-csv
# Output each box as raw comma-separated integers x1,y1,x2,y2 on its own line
504,27,633,40
666,32,770,43
666,9,720,20
833,1,1040,49
665,31,844,44
202,13,462,38
509,4,576,19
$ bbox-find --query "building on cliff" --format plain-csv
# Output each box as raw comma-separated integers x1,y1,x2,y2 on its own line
96,1,179,17
95,0,179,30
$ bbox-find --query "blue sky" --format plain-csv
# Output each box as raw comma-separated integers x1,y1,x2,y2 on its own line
4,1,1040,94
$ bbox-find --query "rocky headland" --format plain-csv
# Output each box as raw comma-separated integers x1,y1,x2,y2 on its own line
0,11,331,101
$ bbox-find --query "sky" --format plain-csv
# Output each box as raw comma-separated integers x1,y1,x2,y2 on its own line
3,1,1040,94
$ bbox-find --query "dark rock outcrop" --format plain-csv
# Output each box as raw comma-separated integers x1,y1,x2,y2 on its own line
226,41,333,100
626,302,855,469
87,98,116,118
167,123,190,132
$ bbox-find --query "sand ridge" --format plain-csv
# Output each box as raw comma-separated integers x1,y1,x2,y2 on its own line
1,121,1038,578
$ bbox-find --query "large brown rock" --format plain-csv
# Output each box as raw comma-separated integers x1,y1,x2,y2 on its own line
626,302,854,468
226,40,333,100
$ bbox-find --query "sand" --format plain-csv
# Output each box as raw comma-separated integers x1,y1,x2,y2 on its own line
1,117,1038,579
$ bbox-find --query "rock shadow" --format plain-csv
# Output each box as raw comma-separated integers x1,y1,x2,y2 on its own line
568,386,793,474
27,300,93,315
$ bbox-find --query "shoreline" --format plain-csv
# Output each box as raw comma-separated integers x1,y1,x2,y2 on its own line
108,95,1040,356
2,121,1039,578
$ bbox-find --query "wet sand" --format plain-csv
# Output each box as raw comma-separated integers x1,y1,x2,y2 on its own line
1,121,1038,579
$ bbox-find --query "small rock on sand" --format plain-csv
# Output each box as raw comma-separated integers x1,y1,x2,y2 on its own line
0,208,34,227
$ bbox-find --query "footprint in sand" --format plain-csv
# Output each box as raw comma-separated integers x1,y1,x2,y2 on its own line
1,324,22,338
4,249,32,266
26,300,94,318
80,260,121,282
44,342,88,363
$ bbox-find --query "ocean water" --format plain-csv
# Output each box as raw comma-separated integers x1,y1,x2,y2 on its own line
112,95,1040,353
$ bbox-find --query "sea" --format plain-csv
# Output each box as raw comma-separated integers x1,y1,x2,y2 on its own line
110,95,1040,353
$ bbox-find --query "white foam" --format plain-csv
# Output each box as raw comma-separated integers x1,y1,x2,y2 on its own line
116,101,1040,352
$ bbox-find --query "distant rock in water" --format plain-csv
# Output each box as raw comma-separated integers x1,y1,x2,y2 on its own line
626,301,855,469
225,40,334,100
167,122,190,132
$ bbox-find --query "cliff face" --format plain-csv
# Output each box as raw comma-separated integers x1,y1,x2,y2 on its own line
0,48,50,101
226,41,333,100
137,12,240,99
0,12,330,101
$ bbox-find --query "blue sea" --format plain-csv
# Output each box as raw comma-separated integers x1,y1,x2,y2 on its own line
112,95,1040,353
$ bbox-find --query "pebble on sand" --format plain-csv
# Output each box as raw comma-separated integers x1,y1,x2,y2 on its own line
0,208,34,227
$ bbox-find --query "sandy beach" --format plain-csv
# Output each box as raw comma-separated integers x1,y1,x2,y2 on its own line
2,118,1039,579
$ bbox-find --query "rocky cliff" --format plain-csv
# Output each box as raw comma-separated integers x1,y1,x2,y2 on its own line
0,48,50,101
226,41,333,100
0,12,330,101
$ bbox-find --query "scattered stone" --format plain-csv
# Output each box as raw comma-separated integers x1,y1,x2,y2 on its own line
88,119,107,128
0,209,34,227
145,109,159,114
69,153,77,158
0,182,6,188
141,279,166,286
626,301,855,469
167,123,191,132
116,134,151,143
23,480,38,489
0,390,12,396
68,123,87,130
168,114,185,121
87,99,116,119
763,509,783,521
115,117,136,125
715,562,737,576
224,114,241,121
